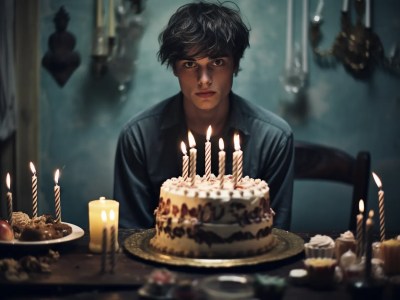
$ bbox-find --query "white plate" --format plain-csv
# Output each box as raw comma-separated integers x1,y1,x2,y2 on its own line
0,223,84,246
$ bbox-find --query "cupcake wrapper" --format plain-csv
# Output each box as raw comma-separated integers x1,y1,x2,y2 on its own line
304,244,334,258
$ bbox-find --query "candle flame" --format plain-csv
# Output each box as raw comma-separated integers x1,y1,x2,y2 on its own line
206,125,212,141
181,141,187,155
109,209,115,221
188,131,196,148
54,169,60,184
372,172,382,189
234,133,240,151
219,138,224,151
30,162,36,174
359,199,364,213
368,209,374,218
6,173,11,190
101,210,107,222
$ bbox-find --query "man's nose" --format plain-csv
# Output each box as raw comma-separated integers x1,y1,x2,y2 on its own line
197,67,212,87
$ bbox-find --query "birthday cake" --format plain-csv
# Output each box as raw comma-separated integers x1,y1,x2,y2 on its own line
150,174,275,258
11,212,72,241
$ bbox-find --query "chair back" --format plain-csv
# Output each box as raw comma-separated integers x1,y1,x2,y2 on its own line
294,141,371,231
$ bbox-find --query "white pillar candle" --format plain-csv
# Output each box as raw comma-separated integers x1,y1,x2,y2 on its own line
30,162,38,218
88,197,119,253
181,141,189,181
218,138,225,189
205,125,212,181
54,169,61,223
5,173,13,225
188,131,197,187
372,172,385,242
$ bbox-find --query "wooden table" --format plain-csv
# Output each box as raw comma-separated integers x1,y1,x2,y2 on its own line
0,229,398,300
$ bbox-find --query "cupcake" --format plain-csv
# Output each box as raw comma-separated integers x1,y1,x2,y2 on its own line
335,230,356,259
381,238,400,275
253,274,286,300
304,258,337,289
304,234,335,258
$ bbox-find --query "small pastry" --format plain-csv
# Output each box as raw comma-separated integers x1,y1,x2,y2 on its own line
381,238,400,275
253,274,286,300
304,258,337,289
335,231,356,259
304,234,335,258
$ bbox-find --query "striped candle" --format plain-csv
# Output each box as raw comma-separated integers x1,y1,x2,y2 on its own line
356,199,364,257
30,162,38,218
372,172,385,242
181,142,189,181
5,173,13,225
54,169,61,222
233,133,243,187
205,125,212,181
218,138,225,189
188,131,197,187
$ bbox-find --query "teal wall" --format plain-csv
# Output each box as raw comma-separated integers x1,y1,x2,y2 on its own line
39,0,400,233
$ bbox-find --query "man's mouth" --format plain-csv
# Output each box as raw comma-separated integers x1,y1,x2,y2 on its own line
196,91,216,98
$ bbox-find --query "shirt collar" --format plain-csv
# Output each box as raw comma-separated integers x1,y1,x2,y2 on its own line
160,92,251,137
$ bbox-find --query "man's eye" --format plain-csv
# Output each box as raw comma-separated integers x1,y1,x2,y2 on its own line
183,61,196,68
213,59,225,66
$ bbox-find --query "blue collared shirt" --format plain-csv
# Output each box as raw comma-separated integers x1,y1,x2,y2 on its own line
114,92,294,230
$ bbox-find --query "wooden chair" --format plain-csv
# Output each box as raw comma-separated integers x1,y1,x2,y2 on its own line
294,140,371,231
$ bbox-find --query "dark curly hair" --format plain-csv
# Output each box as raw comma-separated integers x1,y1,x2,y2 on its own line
157,1,250,75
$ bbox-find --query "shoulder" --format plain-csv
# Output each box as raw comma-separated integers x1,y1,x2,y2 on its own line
119,94,179,138
232,94,292,139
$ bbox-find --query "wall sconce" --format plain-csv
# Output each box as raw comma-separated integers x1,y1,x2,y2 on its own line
42,6,81,87
310,0,399,79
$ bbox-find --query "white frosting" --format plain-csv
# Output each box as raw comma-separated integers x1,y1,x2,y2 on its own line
308,234,335,248
339,230,355,240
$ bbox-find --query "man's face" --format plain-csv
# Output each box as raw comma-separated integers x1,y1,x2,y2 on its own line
174,55,236,111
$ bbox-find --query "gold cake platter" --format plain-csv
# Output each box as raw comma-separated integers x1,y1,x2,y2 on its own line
124,228,304,268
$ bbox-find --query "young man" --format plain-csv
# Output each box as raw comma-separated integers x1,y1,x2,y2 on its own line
114,1,294,230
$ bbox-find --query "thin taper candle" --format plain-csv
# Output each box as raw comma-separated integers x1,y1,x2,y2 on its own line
108,0,115,37
372,172,385,242
30,162,38,218
181,142,189,181
54,169,61,222
365,210,374,279
233,133,243,187
6,173,13,225
205,125,212,181
356,199,364,257
218,138,225,189
188,131,197,187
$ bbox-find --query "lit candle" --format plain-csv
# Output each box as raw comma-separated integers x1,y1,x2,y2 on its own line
365,209,374,279
30,162,38,218
108,0,115,37
181,142,189,181
218,138,225,189
313,0,324,22
188,131,197,187
372,172,385,242
365,0,370,28
54,169,61,223
96,0,103,27
356,199,364,257
205,125,212,181
285,0,293,70
6,173,13,225
109,209,116,272
233,133,243,187
100,210,107,273
88,197,119,253
342,0,348,12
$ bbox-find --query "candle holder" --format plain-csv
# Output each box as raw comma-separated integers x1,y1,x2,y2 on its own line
309,0,399,79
